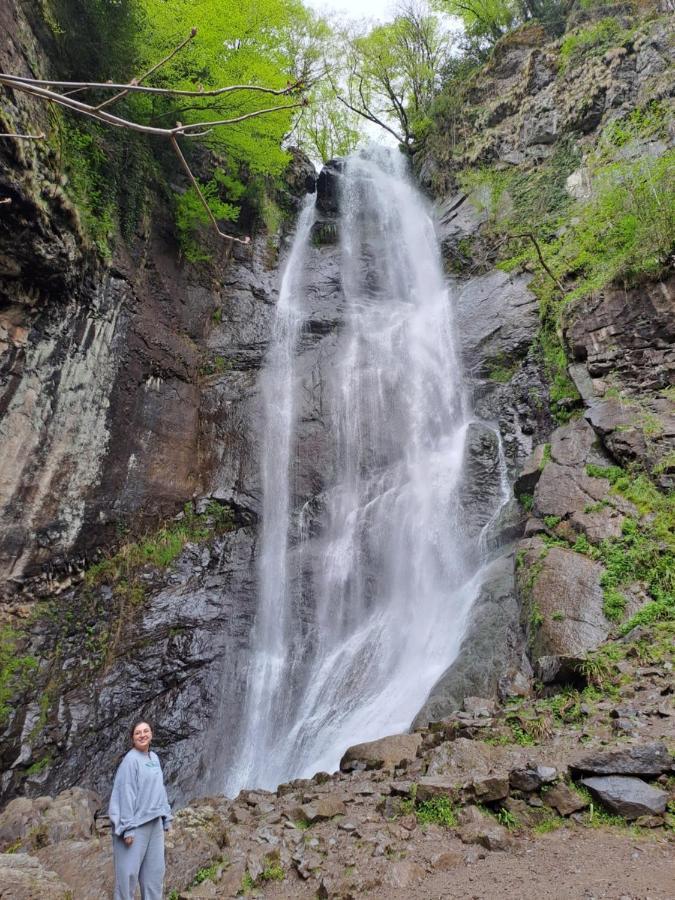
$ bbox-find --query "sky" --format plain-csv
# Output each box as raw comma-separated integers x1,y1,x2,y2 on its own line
305,0,397,23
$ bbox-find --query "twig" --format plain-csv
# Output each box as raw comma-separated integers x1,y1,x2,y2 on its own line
0,198,11,205
0,66,307,247
95,27,198,111
0,131,45,139
513,231,566,293
170,134,250,246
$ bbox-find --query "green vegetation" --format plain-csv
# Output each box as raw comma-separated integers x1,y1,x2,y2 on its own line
0,628,39,725
85,501,234,603
558,17,632,73
415,795,458,827
260,863,285,882
520,493,534,512
581,466,674,627
544,515,560,529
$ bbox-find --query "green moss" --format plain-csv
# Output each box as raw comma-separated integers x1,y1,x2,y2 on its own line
540,444,552,470
260,864,285,882
487,360,520,383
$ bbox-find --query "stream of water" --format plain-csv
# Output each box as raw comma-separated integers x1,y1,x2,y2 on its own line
223,147,504,795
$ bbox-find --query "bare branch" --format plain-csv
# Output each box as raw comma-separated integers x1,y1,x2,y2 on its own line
2,72,304,102
0,131,45,140
95,27,198,111
170,135,250,246
513,231,566,293
0,198,11,205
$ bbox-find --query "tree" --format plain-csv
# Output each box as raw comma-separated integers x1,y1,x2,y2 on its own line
335,0,454,148
296,82,361,163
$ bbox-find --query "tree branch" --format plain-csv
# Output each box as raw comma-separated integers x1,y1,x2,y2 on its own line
0,131,45,139
512,231,566,293
170,134,249,246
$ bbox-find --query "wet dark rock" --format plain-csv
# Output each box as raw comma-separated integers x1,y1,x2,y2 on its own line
413,554,530,728
579,776,668,820
454,270,538,379
316,159,344,215
570,742,673,777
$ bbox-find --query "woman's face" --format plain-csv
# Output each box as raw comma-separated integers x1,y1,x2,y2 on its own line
132,722,152,752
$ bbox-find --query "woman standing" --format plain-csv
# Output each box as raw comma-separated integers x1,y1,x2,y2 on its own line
109,720,173,900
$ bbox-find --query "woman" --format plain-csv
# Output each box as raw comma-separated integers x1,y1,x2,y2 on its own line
108,720,173,900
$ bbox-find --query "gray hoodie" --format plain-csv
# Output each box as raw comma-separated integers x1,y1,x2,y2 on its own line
108,748,173,838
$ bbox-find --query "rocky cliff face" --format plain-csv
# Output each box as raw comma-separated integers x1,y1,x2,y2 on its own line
412,3,674,724
0,0,672,822
0,0,315,803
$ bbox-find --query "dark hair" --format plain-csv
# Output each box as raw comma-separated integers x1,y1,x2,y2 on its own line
129,720,152,742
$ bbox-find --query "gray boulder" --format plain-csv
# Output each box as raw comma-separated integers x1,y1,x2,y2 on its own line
571,743,673,777
580,776,668,820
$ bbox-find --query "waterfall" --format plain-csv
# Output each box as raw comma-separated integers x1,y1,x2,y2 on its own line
223,147,495,796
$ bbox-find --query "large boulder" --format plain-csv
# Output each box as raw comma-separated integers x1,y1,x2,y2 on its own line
580,776,668,820
571,743,673,777
339,733,422,773
517,539,610,664
0,853,71,899
0,788,100,852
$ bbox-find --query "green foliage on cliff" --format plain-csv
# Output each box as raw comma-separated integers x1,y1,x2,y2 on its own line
558,17,631,72
85,501,234,602
581,466,675,627
0,628,39,725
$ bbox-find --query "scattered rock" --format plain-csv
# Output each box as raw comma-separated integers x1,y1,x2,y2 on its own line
542,783,588,817
509,765,557,793
457,806,514,852
580,776,668,820
294,797,347,823
0,852,71,899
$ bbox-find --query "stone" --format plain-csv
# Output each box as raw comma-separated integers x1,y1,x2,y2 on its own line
316,158,344,214
518,540,610,661
514,444,547,497
457,806,514,852
509,765,557,793
415,778,460,803
295,797,347,823
382,859,425,888
454,270,538,378
467,775,510,803
339,733,422,773
543,783,588,817
463,697,497,717
0,788,100,852
0,852,71,899
570,743,673,777
431,849,463,870
580,776,668,820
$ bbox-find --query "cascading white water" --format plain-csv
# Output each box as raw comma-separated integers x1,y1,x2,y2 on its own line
225,147,491,796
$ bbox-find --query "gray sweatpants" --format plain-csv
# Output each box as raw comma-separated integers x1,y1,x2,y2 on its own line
112,816,165,900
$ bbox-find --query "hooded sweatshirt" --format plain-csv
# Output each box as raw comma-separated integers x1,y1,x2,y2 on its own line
108,748,173,838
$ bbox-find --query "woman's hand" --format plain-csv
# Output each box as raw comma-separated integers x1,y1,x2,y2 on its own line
124,836,134,846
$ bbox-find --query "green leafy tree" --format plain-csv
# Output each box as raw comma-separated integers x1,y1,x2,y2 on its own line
337,0,454,148
137,0,321,176
297,82,362,163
